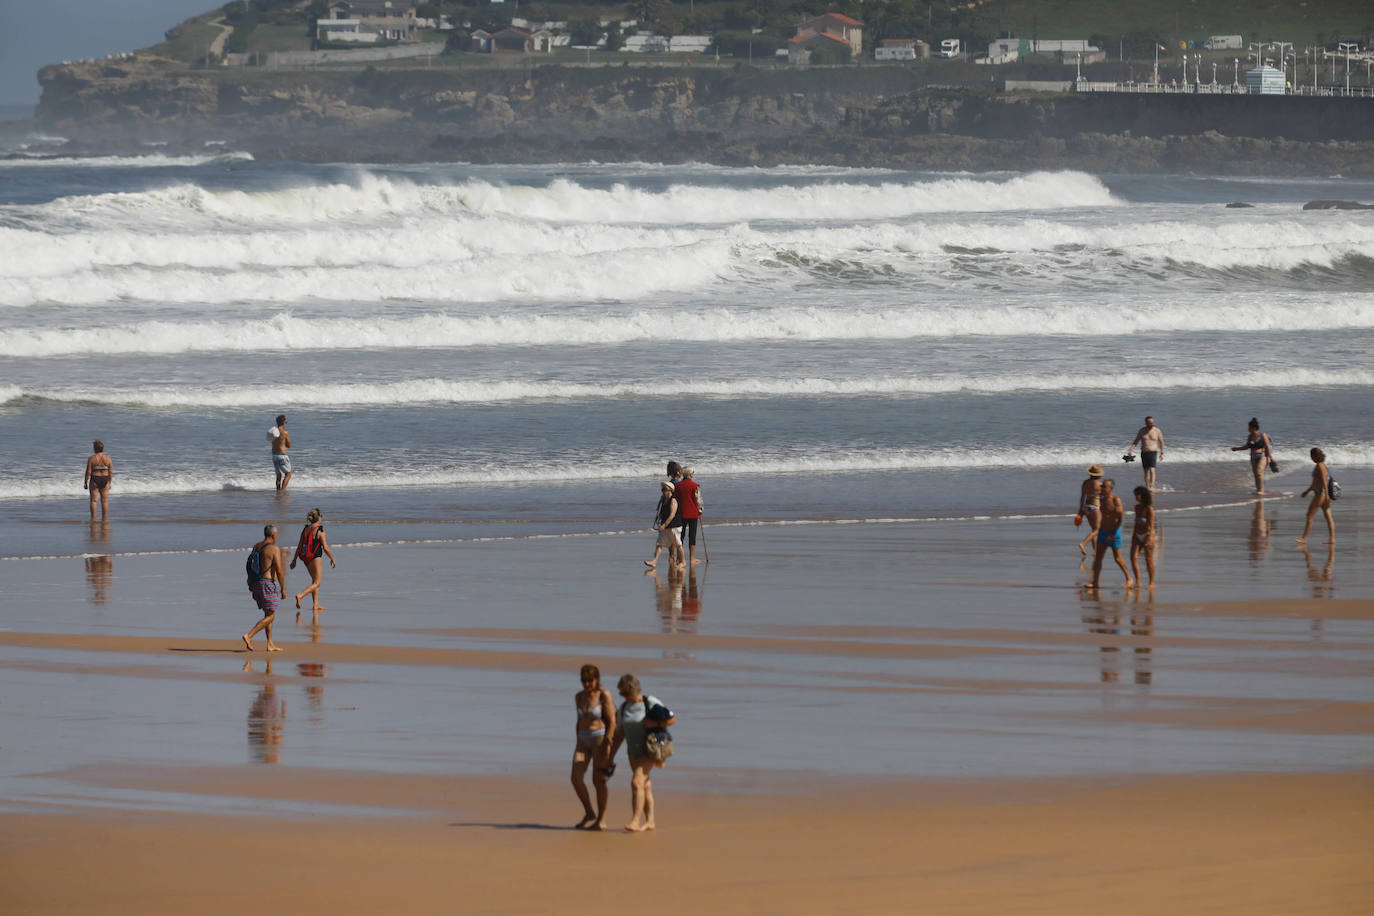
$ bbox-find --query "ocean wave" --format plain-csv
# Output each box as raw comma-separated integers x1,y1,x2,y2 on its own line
4,300,1373,357
0,151,254,169
16,169,1115,232
6,369,1372,409
2,444,1370,500
4,210,1373,306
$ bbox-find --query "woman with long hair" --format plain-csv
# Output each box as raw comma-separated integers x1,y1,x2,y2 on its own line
571,664,616,830
1296,448,1335,545
290,508,337,622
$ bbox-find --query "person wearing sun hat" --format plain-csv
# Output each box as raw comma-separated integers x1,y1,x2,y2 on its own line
1077,463,1105,557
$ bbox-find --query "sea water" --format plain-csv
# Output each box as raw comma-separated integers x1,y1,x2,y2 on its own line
1,154,1372,560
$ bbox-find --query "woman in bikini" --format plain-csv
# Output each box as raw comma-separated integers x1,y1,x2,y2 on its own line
1077,464,1105,557
571,664,616,830
83,440,113,520
1129,486,1157,589
290,508,337,623
1231,417,1274,494
1296,448,1335,545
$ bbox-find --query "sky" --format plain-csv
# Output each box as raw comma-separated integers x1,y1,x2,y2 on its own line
0,0,216,108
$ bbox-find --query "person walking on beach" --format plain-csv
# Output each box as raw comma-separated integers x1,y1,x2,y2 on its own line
1077,464,1104,556
1231,417,1273,495
243,524,285,652
269,415,292,492
1129,486,1157,589
571,664,616,830
83,439,113,520
1125,416,1165,489
1296,447,1335,545
673,467,705,567
1090,478,1133,589
607,673,675,833
645,482,683,570
290,508,337,622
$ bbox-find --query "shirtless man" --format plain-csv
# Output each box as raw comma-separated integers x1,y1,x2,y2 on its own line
270,414,292,491
243,525,285,652
83,439,113,520
1090,478,1133,589
1125,415,1165,489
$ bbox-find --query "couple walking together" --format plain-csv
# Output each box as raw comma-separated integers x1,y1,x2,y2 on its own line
645,461,704,570
570,666,676,833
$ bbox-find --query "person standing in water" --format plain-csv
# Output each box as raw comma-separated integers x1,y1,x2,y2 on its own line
290,508,337,622
243,525,285,652
1295,447,1335,546
673,467,704,567
1090,479,1133,589
1125,416,1165,490
1231,417,1273,495
83,440,113,520
269,415,292,492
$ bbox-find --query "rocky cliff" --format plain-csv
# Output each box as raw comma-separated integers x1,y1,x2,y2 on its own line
31,57,1374,175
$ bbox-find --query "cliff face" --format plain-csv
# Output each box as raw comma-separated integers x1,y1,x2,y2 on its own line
32,58,1374,175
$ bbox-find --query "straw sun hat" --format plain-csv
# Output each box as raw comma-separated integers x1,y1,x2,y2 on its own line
1086,464,1104,477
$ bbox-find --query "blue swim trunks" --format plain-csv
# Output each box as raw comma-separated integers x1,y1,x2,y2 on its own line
1097,527,1123,549
273,454,292,473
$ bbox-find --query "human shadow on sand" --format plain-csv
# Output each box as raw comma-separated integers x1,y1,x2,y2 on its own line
448,822,578,831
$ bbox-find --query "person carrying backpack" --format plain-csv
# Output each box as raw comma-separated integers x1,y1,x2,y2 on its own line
243,524,285,652
290,507,337,623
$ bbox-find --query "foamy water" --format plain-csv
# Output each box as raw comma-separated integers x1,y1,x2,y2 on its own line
1,160,1371,546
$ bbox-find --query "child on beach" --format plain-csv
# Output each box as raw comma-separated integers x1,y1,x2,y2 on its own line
1130,486,1157,589
645,482,683,570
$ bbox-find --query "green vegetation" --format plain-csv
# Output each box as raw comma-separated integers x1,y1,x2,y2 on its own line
245,23,314,53
145,17,225,63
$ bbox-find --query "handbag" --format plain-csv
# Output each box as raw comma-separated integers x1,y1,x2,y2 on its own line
1268,459,1279,472
1328,476,1341,500
645,729,674,763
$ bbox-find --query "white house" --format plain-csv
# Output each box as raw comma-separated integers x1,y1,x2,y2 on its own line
670,35,711,54
317,19,380,43
622,33,670,52
875,38,916,61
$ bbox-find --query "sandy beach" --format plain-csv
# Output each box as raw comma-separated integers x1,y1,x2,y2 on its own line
1,488,1371,912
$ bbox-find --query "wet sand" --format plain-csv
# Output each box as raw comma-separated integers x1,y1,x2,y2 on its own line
1,494,1371,910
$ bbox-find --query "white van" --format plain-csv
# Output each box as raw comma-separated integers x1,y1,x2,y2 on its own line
939,38,961,58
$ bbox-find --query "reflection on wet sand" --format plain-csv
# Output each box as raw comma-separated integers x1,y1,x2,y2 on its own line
84,521,113,606
1081,591,1154,686
84,555,113,606
298,662,328,717
244,660,285,764
1248,501,1274,564
649,567,704,636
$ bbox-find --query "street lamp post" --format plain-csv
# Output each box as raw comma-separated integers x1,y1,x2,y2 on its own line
1338,42,1358,94
1233,57,1239,86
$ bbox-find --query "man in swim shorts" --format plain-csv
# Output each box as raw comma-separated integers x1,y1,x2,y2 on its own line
1125,415,1165,490
243,524,285,652
83,439,113,520
1090,478,1133,589
270,414,292,492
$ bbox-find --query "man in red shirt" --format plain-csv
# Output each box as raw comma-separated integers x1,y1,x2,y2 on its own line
673,467,705,567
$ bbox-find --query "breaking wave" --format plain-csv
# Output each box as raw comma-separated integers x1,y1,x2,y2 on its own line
4,300,1373,357
5,369,1372,409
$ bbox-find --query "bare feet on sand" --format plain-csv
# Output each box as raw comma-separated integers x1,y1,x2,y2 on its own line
242,634,254,651
643,560,655,568
574,814,596,830
624,822,647,833
266,643,283,652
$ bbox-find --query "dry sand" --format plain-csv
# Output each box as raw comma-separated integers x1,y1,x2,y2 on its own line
2,770,1369,915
